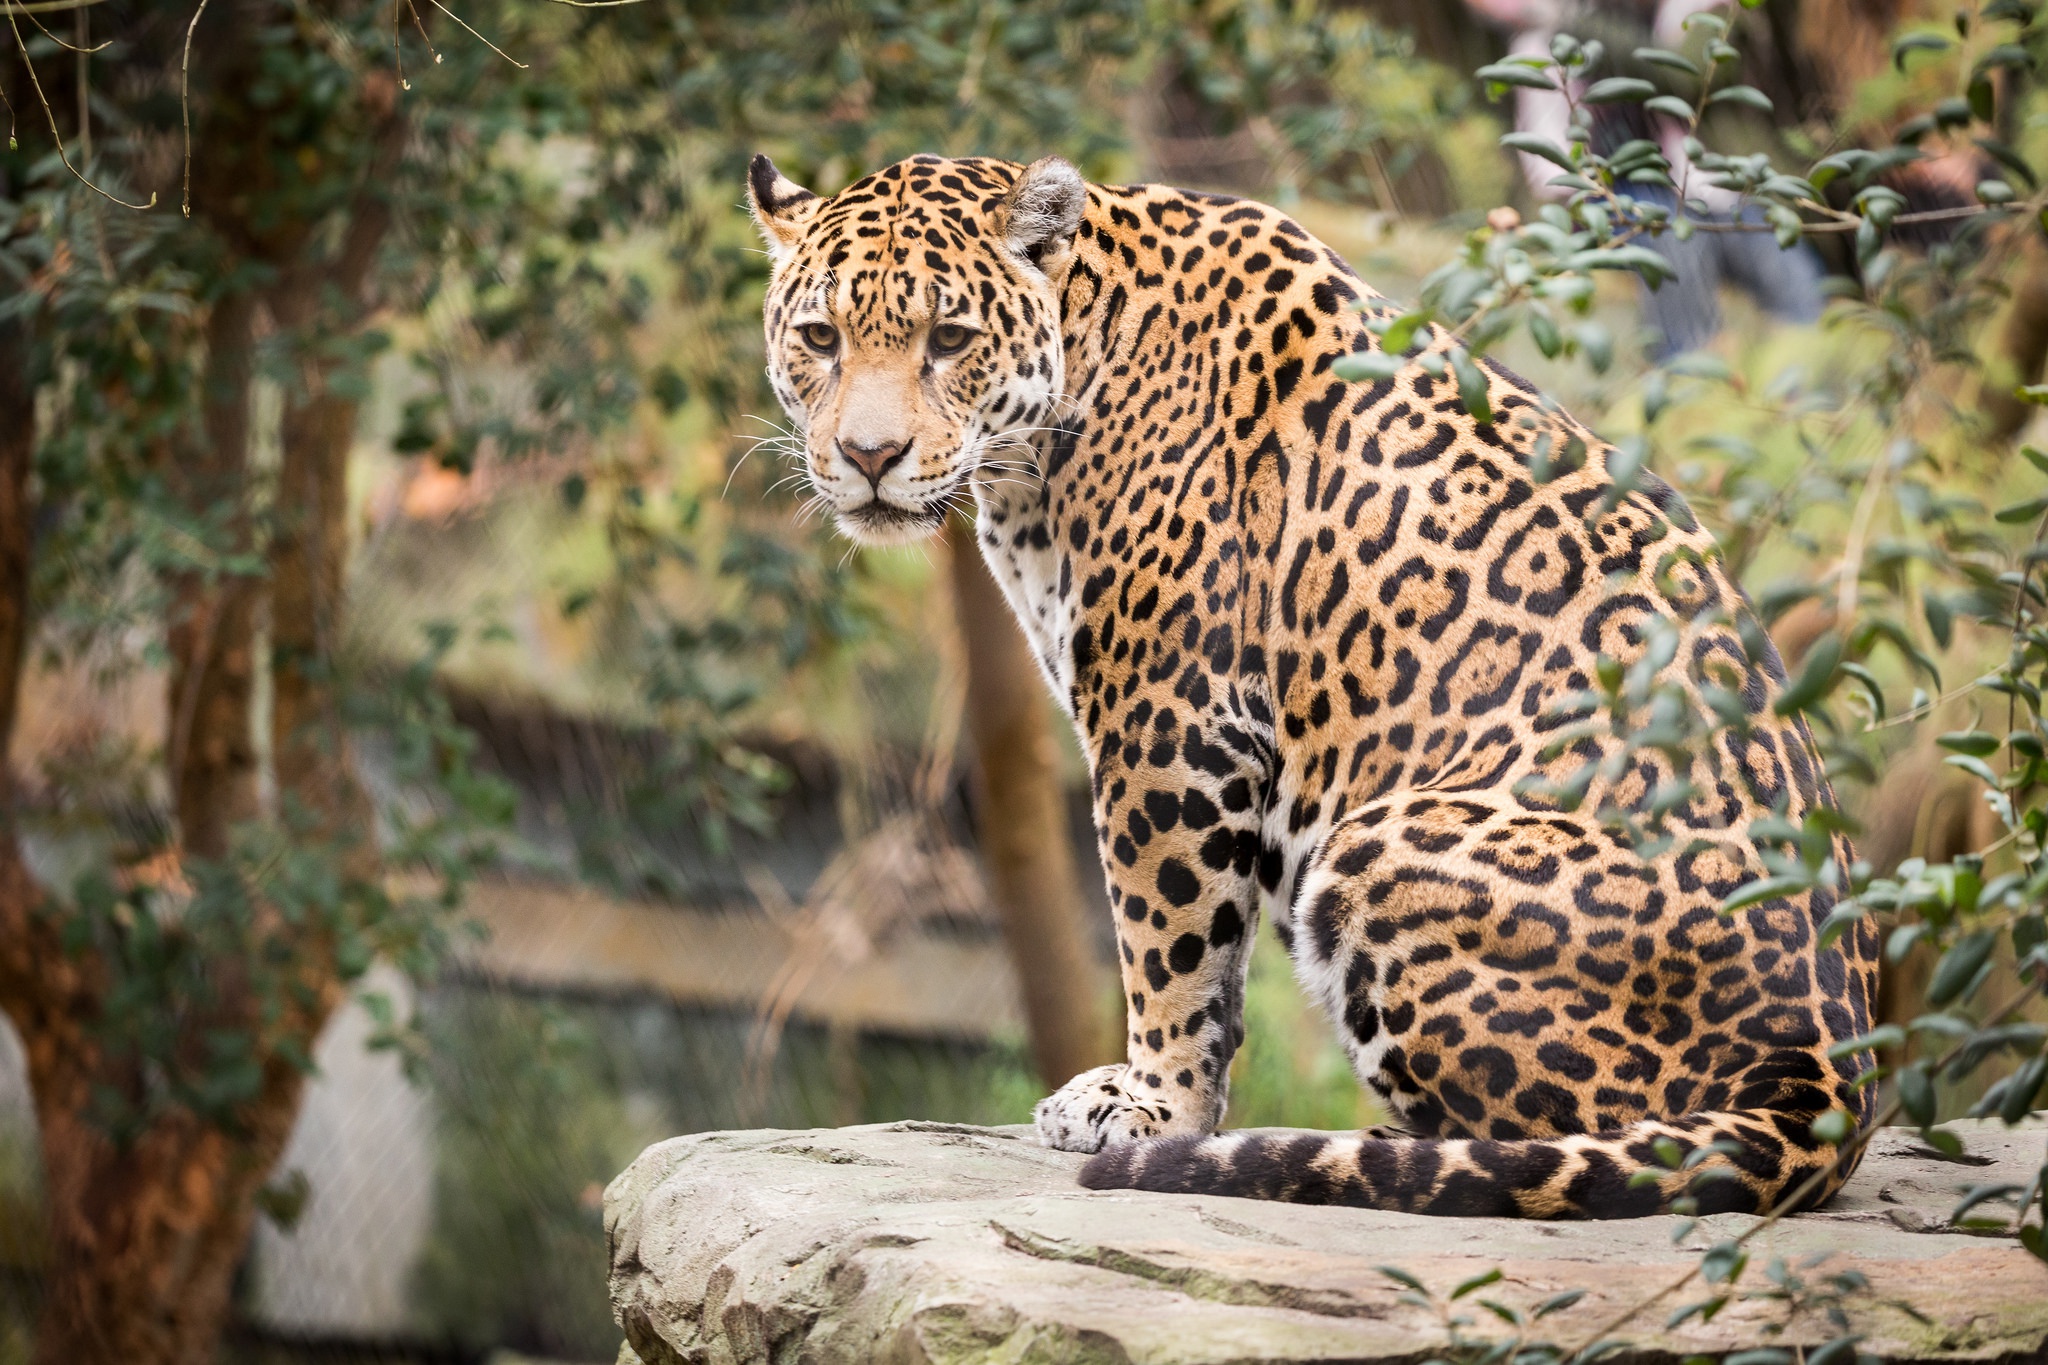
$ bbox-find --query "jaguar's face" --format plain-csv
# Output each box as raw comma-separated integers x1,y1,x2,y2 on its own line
747,154,1086,546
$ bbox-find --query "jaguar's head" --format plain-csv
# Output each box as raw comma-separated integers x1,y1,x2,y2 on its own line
747,153,1086,546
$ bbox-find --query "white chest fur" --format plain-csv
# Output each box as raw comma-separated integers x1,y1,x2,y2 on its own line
970,476,1073,718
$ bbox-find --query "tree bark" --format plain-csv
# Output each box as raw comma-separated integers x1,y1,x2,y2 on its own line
946,517,1113,1089
263,94,399,854
1979,241,2048,444
0,80,403,1365
167,288,261,859
0,306,298,1365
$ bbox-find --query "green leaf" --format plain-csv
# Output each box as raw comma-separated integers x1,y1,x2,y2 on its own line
1898,1065,1938,1126
1701,1241,1749,1285
1971,75,1996,123
1974,137,2040,190
1720,874,1811,914
1564,245,1676,284
1578,321,1613,373
1937,731,2001,757
1773,632,1843,716
1666,1296,1729,1328
649,363,690,414
1920,1126,1966,1159
1381,310,1432,355
1533,1288,1587,1318
1376,1266,1429,1293
1999,1054,2047,1124
1478,63,1559,91
1928,929,1999,1006
1502,132,1575,169
1893,32,1955,69
1943,753,2001,789
1925,594,1954,649
1810,1109,1854,1144
1450,348,1492,424
1644,95,1695,121
1333,351,1405,383
1633,46,1701,75
1807,1337,1864,1365
1818,904,1868,952
1451,1267,1504,1298
1829,1024,1904,1058
1952,1182,2027,1222
1707,85,1774,112
1979,179,2017,205
1584,77,1658,103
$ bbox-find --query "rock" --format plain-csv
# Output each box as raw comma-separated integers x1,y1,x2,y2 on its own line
606,1120,2048,1365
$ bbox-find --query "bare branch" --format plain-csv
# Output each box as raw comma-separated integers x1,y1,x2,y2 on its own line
0,0,107,13
403,0,440,69
421,0,525,69
179,0,210,216
1682,203,2007,234
14,0,106,53
5,1,154,209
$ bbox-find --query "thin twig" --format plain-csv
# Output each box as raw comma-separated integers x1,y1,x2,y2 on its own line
179,0,210,216
421,0,524,68
14,0,105,54
403,0,439,66
0,55,15,149
391,0,409,89
0,0,105,12
1682,204,2008,234
72,3,85,164
4,0,152,208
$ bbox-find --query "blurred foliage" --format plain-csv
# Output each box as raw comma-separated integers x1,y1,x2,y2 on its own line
0,0,1470,1183
1332,0,2048,1355
1228,924,1385,1131
7,0,2048,1355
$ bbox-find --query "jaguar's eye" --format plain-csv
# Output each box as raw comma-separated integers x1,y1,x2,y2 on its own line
799,322,839,353
929,323,974,355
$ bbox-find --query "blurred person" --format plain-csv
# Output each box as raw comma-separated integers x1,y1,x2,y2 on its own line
1466,0,1828,358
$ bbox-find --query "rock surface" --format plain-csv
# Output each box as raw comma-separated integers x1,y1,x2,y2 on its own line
606,1120,2048,1365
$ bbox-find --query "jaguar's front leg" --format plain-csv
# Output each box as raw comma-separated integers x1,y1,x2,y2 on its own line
1035,699,1268,1153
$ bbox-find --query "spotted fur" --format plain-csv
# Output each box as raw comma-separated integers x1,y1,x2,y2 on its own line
748,152,1880,1218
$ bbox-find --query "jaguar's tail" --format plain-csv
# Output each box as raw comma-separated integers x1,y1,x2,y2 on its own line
1076,1110,1856,1219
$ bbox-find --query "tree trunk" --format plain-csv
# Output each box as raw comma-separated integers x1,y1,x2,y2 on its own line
0,59,406,1365
167,289,261,858
946,517,1113,1089
0,309,294,1365
25,1064,311,1365
269,364,378,849
1980,240,2048,444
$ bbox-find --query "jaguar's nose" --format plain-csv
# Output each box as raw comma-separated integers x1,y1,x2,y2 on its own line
839,439,909,491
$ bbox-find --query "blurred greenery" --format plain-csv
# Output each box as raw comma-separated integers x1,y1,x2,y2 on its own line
4,0,2048,1358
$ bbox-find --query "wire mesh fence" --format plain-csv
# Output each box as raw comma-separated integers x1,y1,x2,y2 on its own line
0,681,1067,1365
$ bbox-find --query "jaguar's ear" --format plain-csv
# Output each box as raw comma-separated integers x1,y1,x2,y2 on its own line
1002,157,1086,277
748,154,819,261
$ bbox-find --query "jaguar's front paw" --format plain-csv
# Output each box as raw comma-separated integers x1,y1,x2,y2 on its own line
1034,1064,1197,1153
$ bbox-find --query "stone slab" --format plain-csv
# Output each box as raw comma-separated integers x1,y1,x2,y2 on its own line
606,1120,2048,1365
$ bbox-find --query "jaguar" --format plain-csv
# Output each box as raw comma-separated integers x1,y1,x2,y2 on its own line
746,150,1878,1218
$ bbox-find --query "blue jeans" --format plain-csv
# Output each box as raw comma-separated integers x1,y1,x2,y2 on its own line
1624,186,1827,359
